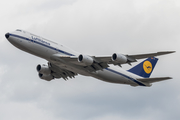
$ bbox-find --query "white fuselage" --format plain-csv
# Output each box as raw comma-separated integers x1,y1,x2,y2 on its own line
6,30,146,86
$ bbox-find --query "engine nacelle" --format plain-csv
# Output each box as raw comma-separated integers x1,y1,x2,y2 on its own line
111,53,127,64
78,54,94,65
36,64,51,74
38,73,54,81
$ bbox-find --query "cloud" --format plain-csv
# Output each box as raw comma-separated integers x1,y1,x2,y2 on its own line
0,0,179,120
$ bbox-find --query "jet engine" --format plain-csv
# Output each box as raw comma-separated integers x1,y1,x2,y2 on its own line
36,64,51,74
37,64,54,81
111,53,127,64
38,73,54,81
78,54,94,65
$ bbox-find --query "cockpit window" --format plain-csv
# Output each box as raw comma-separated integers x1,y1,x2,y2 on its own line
16,29,22,32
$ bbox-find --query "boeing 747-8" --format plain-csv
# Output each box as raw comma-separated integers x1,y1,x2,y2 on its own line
5,29,175,87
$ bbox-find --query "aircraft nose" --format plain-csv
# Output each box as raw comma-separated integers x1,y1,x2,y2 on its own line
5,33,9,39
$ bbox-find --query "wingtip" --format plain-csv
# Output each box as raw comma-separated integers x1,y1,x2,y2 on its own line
167,77,173,79
165,51,176,54
163,77,173,80
168,51,176,53
157,51,176,56
159,51,175,53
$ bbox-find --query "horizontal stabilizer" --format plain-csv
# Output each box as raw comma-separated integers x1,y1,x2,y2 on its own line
137,77,172,83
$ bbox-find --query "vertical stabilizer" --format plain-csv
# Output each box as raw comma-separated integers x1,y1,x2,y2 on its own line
128,57,158,78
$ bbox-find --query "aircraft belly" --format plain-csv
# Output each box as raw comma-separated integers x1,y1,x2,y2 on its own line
9,36,51,59
91,69,131,84
9,37,37,55
28,42,51,59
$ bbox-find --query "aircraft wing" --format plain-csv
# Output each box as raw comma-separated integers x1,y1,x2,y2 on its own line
50,51,175,72
49,62,78,80
50,54,110,72
127,51,175,59
93,51,175,65
137,77,172,83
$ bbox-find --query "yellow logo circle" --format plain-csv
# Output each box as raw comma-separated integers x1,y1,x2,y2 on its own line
143,61,152,74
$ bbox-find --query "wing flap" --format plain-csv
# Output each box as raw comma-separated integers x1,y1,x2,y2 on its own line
137,77,172,83
49,62,78,80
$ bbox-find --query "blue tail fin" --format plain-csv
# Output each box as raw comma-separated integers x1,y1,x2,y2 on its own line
128,57,158,78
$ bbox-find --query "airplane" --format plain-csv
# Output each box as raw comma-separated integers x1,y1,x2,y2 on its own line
5,29,175,87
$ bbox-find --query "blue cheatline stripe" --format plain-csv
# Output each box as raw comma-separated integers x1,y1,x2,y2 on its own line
9,33,145,86
105,68,146,86
9,34,74,56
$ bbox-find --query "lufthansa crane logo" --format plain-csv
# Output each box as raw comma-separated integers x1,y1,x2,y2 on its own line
143,61,152,74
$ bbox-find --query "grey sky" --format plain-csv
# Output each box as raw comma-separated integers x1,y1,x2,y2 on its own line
0,0,179,120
